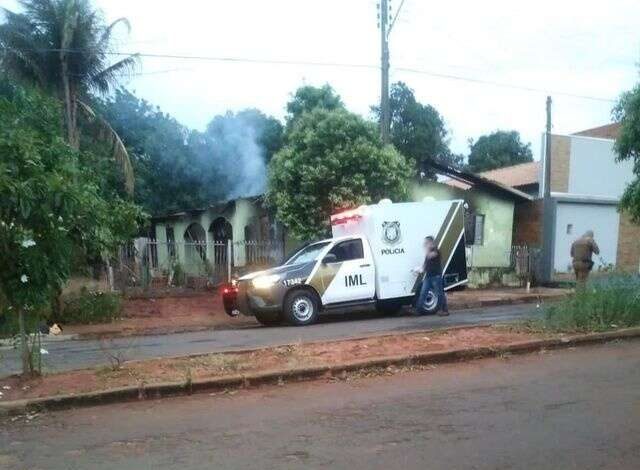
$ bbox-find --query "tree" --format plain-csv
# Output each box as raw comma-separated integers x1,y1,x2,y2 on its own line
614,83,640,221
99,89,211,213
285,84,344,127
374,82,458,177
467,130,533,172
0,0,138,193
268,108,412,240
0,83,142,375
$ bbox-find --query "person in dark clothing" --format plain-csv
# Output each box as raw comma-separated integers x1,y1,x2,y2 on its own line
414,236,449,316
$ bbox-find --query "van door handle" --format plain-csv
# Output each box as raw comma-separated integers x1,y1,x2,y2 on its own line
360,263,371,268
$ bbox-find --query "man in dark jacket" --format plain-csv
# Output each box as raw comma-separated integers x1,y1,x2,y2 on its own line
571,230,600,288
415,236,449,316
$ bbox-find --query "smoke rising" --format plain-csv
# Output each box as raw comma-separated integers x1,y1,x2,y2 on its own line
193,109,282,202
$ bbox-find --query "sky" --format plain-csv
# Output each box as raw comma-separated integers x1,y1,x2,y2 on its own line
2,0,640,158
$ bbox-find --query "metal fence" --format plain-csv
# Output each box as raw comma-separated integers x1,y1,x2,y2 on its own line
115,239,285,290
509,245,542,284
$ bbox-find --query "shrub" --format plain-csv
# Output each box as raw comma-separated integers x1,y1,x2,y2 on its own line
542,274,640,332
63,288,122,325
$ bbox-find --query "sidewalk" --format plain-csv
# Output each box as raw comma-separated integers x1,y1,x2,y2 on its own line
62,287,569,339
2,324,637,414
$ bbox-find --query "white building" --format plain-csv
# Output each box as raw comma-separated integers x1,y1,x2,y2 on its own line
541,124,639,275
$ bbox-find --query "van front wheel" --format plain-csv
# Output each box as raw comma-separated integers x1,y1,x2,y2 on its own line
283,289,320,326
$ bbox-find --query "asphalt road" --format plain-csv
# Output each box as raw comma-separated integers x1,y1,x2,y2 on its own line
0,303,541,376
2,340,639,469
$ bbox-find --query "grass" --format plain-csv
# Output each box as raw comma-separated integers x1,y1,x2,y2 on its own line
537,274,640,333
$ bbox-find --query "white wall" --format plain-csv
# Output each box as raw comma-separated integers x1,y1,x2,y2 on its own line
568,136,634,198
553,202,619,273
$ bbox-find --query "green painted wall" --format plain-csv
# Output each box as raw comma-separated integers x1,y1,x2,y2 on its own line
154,199,262,276
411,181,515,268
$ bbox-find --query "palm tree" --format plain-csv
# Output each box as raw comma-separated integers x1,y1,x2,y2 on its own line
0,0,138,194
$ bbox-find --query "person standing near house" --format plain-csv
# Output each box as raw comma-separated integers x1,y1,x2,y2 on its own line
571,230,600,288
414,236,449,316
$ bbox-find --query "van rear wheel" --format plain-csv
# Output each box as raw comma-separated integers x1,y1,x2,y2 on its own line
283,289,319,326
420,289,440,315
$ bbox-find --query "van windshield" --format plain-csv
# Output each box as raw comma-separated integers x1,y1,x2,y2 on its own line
285,242,330,266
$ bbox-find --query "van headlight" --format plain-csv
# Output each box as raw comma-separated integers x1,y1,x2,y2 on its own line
252,274,281,289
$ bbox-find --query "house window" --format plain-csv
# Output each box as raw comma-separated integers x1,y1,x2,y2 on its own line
465,213,485,246
566,224,573,235
473,214,485,246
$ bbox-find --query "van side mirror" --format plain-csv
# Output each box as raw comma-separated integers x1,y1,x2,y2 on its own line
322,253,338,264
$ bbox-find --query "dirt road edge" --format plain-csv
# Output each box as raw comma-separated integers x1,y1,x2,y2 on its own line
2,327,638,416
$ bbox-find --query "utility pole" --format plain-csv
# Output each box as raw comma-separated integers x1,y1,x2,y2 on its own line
541,96,554,284
543,96,552,199
378,0,391,144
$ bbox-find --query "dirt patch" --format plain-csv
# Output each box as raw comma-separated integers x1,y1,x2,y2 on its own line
64,294,256,337
0,326,542,401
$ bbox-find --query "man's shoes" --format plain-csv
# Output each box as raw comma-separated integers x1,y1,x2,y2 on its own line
437,310,449,317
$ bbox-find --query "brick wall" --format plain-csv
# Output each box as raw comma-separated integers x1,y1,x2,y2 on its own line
513,199,543,246
616,211,640,272
550,135,571,193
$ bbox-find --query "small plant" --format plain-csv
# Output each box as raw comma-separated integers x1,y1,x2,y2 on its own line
63,288,122,325
99,337,136,371
170,261,186,287
542,274,640,332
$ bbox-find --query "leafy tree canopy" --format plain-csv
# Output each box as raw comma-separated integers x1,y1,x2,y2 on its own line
0,0,139,192
375,82,460,177
467,130,533,173
99,91,284,213
614,83,640,222
285,84,344,127
98,89,212,214
268,108,412,240
0,83,142,373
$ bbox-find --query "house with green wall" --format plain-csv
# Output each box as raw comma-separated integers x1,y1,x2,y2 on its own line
413,163,533,286
150,197,284,281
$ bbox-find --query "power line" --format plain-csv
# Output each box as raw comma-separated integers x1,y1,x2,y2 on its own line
25,47,618,103
387,0,406,35
395,66,617,103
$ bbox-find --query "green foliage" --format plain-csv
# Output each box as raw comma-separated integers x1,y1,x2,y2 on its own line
541,275,640,332
0,0,138,191
100,90,284,213
62,288,122,324
286,84,344,127
268,108,413,240
98,89,211,213
0,83,141,330
376,82,459,177
467,130,533,172
613,84,640,222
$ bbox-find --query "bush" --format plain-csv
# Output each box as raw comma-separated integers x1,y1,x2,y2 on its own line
542,274,640,332
63,288,122,325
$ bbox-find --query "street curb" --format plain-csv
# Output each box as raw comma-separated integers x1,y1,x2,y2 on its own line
1,326,637,416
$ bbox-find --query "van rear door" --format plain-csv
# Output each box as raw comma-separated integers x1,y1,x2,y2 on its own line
310,237,375,305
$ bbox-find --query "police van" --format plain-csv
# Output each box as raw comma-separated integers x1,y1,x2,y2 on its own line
223,199,467,326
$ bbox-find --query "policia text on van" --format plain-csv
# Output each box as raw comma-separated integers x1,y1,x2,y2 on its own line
222,199,467,326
